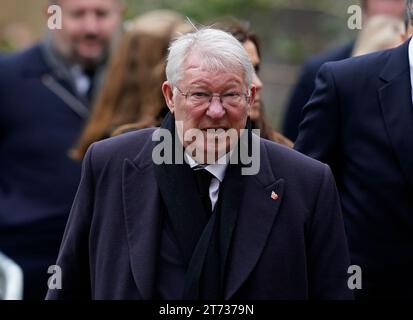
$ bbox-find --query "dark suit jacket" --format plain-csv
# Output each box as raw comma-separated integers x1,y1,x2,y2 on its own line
295,39,413,298
0,43,90,226
0,43,89,299
46,128,352,300
283,42,354,141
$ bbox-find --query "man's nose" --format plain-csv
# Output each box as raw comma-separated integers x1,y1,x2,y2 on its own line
83,12,99,34
206,96,225,119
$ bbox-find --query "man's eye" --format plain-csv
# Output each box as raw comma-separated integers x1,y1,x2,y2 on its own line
69,10,85,19
96,10,110,18
191,92,209,98
223,92,240,97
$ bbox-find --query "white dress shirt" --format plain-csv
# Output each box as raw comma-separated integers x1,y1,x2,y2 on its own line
70,65,91,97
185,153,230,211
408,37,413,105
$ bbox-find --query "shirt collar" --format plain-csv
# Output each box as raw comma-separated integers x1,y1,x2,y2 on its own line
184,152,231,182
70,65,91,96
408,37,413,102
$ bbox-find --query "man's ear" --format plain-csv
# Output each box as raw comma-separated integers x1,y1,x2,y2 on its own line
162,81,175,114
247,85,257,111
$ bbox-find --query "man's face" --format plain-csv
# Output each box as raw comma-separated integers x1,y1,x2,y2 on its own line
51,0,123,66
365,0,406,18
162,53,255,163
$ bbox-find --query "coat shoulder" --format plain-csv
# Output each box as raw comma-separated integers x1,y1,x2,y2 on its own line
261,139,329,180
304,42,354,74
0,43,44,76
260,140,337,216
88,128,157,168
323,45,392,78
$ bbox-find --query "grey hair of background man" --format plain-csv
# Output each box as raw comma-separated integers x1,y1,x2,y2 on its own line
165,28,254,92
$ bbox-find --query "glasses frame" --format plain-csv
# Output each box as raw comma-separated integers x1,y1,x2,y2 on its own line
175,86,251,107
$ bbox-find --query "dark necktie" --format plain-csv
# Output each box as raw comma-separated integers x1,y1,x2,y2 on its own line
186,167,221,300
193,168,213,217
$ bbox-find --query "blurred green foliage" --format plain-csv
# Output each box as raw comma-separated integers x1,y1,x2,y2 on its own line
124,0,357,63
0,0,358,62
125,0,356,19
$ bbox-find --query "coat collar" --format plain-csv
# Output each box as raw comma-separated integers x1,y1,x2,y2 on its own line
224,136,285,299
122,136,161,299
378,38,413,190
18,41,90,119
379,38,411,82
122,131,284,299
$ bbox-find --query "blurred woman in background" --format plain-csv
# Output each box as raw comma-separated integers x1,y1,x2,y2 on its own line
70,10,190,161
215,19,293,147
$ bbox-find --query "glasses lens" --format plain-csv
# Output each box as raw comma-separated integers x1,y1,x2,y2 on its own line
222,93,242,106
186,90,245,106
188,91,210,105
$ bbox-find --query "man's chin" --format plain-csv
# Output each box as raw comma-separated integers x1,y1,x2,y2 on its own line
74,49,105,66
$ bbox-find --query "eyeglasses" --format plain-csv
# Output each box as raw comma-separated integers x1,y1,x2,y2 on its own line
176,87,249,107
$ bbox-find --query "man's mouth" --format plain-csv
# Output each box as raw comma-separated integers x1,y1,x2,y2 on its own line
201,127,228,132
80,39,101,46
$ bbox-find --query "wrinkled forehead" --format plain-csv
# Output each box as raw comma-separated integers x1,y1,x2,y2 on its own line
180,51,245,87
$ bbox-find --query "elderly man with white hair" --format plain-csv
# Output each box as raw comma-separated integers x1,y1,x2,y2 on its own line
46,28,351,300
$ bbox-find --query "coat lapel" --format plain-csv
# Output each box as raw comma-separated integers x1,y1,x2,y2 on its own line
224,139,285,299
41,74,90,119
122,139,161,299
22,44,90,119
378,39,413,190
153,161,209,266
122,131,286,299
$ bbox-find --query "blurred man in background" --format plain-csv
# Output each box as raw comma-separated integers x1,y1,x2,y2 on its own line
295,0,413,299
0,0,124,299
282,0,406,141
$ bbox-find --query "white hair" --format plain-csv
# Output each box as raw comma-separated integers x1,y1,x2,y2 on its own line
165,27,254,90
